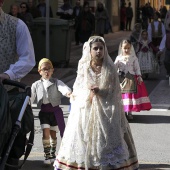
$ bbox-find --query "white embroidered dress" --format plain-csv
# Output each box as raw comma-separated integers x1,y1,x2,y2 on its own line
54,37,139,170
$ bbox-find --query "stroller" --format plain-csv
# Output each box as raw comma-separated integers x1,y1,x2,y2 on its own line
0,79,34,170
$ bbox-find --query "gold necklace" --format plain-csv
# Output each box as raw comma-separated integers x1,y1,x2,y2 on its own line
91,61,102,74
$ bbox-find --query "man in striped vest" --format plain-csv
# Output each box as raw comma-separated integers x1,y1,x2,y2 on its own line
0,0,35,169
0,0,35,86
147,12,166,64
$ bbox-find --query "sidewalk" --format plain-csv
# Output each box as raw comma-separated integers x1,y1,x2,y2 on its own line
21,31,131,86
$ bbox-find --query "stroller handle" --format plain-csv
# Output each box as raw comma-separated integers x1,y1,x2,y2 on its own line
2,79,31,97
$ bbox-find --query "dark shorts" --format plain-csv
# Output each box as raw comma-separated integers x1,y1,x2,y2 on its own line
39,111,57,127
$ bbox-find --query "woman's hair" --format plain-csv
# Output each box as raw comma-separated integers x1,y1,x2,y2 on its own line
120,39,131,47
89,37,105,49
141,29,148,35
83,1,89,8
97,2,104,8
9,4,19,13
20,2,30,12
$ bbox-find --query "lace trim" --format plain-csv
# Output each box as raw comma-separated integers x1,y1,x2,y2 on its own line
57,144,129,167
123,97,150,105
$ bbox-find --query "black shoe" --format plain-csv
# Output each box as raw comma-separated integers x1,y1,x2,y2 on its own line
126,112,133,120
145,74,149,79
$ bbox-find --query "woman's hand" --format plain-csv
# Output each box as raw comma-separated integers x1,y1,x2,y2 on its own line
137,76,143,85
89,91,95,103
91,85,99,94
89,85,99,103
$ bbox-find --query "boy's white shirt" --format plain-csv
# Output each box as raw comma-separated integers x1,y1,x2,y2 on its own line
147,21,166,41
31,78,72,105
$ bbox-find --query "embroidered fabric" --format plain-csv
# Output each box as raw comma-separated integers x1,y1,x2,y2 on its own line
56,36,130,169
137,30,160,74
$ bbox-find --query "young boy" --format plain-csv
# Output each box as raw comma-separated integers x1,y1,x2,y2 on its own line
31,58,72,165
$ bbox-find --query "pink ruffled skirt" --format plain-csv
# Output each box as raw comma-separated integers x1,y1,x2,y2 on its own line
122,76,152,112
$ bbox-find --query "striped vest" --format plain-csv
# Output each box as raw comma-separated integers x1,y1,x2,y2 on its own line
151,21,162,38
0,11,18,90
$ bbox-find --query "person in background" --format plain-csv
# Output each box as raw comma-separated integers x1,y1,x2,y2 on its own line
159,6,167,24
159,23,170,78
147,12,166,65
141,3,149,29
19,2,34,32
37,0,53,18
136,30,160,79
120,2,126,31
77,1,95,44
8,4,21,18
73,0,82,45
147,2,154,23
114,39,151,120
95,2,109,37
27,0,41,18
126,2,133,31
54,35,139,170
56,0,73,20
147,12,166,47
0,0,35,169
164,8,170,32
31,58,72,165
129,23,142,51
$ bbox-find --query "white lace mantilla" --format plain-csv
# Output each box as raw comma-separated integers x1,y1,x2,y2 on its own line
56,60,130,169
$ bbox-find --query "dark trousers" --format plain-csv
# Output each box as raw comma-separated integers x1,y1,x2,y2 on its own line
164,49,170,75
120,21,126,30
126,17,132,30
41,104,65,138
75,29,80,44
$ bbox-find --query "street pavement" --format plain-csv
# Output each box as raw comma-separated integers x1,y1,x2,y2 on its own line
20,31,170,170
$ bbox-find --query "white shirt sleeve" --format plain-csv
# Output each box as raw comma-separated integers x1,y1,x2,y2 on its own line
5,19,35,80
159,34,166,51
161,23,166,37
147,23,152,41
30,82,37,104
57,80,72,96
134,57,141,76
67,9,73,15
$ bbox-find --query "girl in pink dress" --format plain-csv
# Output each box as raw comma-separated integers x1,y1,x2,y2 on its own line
114,39,152,120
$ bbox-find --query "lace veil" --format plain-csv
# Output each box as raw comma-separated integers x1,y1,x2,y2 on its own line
118,39,137,58
130,23,142,41
72,36,129,168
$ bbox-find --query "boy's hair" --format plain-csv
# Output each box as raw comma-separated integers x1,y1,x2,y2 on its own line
38,58,53,70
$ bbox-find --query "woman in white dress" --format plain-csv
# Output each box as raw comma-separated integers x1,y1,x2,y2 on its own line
53,36,139,170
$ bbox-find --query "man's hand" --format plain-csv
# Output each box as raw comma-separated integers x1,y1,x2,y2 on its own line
0,73,10,82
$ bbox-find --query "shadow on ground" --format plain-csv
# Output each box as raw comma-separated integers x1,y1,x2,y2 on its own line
21,161,170,170
21,160,54,170
129,114,170,124
139,163,170,169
